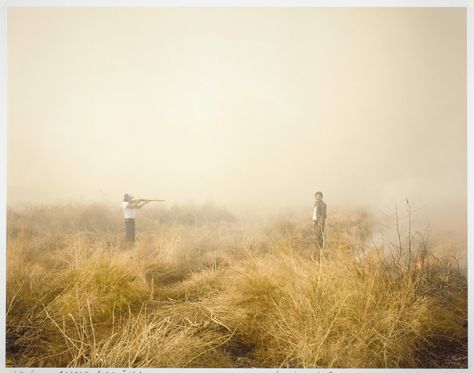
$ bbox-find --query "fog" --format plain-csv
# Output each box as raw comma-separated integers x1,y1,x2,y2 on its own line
7,8,467,234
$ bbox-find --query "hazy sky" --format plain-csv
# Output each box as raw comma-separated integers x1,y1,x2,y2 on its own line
7,7,466,228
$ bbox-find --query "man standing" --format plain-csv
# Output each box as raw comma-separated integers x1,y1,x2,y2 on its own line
312,191,327,250
122,193,151,243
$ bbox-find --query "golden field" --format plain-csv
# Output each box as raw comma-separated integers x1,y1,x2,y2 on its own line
5,203,467,368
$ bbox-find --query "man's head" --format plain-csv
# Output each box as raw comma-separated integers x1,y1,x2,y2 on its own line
123,193,134,202
315,191,323,202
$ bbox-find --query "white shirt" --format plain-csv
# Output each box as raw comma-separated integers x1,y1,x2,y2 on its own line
312,204,318,222
122,201,136,219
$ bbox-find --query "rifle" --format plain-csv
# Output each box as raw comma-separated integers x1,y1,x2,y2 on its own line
139,199,165,202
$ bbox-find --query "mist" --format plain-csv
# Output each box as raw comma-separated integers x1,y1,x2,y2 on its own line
7,7,467,234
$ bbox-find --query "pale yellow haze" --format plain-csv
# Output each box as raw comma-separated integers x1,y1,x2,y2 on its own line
8,8,466,230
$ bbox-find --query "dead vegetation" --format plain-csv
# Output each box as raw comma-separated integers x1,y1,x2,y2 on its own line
5,203,467,368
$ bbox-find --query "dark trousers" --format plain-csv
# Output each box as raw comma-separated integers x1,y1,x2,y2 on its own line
125,219,135,242
313,220,325,250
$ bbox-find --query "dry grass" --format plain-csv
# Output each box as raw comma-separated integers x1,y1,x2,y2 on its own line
6,203,467,368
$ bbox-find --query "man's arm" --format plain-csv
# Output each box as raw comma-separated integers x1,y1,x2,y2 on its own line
135,200,151,209
126,200,150,209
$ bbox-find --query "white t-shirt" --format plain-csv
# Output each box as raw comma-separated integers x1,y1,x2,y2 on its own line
122,201,136,219
312,204,318,222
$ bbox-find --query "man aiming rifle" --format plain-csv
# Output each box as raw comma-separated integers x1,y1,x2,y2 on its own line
122,193,165,243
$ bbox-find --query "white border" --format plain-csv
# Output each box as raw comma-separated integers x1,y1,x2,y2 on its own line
1,0,471,372
0,368,470,373
0,370,466,373
467,0,473,371
3,0,470,7
1,0,7,370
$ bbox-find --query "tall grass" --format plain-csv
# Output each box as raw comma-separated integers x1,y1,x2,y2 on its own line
6,203,467,368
